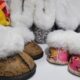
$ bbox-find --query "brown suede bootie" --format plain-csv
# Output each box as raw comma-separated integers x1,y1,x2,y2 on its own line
0,52,36,80
24,41,43,60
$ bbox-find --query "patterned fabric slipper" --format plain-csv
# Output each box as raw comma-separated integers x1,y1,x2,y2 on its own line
47,48,69,65
68,55,80,77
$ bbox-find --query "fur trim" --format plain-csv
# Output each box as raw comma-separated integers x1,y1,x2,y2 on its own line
47,30,68,49
47,30,80,55
34,0,55,30
56,0,79,30
21,0,36,28
10,0,22,26
0,26,24,58
11,15,23,27
13,26,35,43
65,31,80,54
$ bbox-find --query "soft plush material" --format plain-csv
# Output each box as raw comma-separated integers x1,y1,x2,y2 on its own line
21,0,36,28
65,31,80,54
47,30,80,54
13,26,35,43
10,0,22,27
0,0,35,58
0,1,24,58
56,0,80,30
47,30,68,50
0,0,24,58
10,0,36,28
10,0,35,43
47,0,80,55
0,26,24,58
34,0,55,30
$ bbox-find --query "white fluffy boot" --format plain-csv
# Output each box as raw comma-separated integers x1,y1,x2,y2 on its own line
21,0,36,28
56,0,80,30
33,0,55,43
10,0,35,44
47,30,80,76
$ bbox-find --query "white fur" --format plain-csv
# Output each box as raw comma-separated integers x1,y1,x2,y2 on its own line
56,0,79,30
13,26,35,43
47,30,68,49
10,0,22,26
21,0,36,28
65,31,80,54
10,0,35,43
34,0,55,30
47,30,80,55
0,26,24,58
67,0,80,24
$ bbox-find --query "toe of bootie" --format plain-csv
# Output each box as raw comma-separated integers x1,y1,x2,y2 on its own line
68,55,80,77
0,52,36,80
24,41,43,60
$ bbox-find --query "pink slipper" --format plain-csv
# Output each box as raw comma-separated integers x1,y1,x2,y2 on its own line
68,55,80,76
47,48,69,65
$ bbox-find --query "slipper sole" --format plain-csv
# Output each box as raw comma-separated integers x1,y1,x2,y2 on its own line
0,65,36,80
